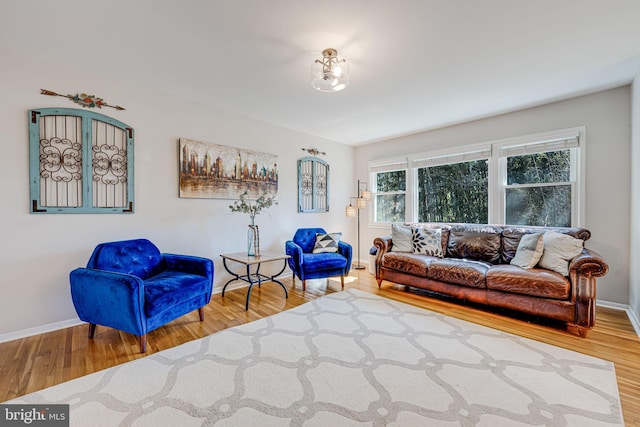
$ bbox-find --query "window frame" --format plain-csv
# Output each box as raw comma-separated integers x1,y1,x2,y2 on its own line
368,127,585,228
370,157,409,227
492,128,584,226
412,144,491,224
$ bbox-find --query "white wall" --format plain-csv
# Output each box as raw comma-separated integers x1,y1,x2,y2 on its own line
630,69,640,319
0,47,355,339
355,87,631,305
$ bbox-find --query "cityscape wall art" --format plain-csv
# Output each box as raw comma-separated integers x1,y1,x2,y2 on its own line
178,138,278,199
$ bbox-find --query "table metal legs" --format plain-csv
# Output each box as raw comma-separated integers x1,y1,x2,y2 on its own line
221,258,289,310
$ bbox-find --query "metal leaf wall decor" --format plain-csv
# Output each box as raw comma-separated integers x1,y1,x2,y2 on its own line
40,89,126,111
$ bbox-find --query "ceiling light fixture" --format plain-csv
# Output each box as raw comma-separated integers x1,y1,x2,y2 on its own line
311,48,349,93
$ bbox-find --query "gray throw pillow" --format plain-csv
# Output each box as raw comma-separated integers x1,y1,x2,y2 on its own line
390,224,413,252
510,233,544,269
538,231,584,276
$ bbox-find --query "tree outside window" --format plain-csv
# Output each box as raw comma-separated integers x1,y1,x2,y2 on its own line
417,160,488,223
504,149,572,227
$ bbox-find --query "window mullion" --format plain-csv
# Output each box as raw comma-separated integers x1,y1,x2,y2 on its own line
407,165,415,223
489,148,502,224
506,182,572,189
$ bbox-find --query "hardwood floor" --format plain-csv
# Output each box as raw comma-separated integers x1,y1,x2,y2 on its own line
1,269,639,424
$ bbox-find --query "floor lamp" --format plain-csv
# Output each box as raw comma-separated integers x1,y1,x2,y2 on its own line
345,180,371,270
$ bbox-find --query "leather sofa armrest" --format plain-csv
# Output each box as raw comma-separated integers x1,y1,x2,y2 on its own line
163,253,214,281
373,235,392,278
569,248,609,278
373,235,392,255
569,247,608,333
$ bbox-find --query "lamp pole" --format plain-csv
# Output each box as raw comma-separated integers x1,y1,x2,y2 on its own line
346,180,370,270
354,199,365,269
354,179,370,270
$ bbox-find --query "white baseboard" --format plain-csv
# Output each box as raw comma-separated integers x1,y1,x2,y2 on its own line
597,299,640,336
0,318,83,345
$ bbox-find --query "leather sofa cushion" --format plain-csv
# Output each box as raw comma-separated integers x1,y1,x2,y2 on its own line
486,264,570,300
447,225,502,264
382,253,435,277
426,258,491,288
501,228,526,264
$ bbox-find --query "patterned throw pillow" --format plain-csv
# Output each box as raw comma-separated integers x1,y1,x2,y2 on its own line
412,227,443,257
312,232,342,253
390,224,413,252
510,232,544,269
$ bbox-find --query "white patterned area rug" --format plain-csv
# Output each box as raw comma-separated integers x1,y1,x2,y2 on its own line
10,289,623,426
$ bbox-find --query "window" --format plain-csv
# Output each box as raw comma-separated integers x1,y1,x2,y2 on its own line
29,108,134,213
371,158,408,223
369,128,584,227
415,149,489,223
499,135,579,227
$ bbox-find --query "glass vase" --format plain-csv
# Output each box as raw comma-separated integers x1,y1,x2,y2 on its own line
247,225,256,256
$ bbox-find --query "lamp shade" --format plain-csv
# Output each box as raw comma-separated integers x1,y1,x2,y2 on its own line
361,189,371,200
345,204,357,217
356,197,366,209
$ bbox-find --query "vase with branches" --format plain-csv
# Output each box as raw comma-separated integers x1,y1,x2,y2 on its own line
229,191,278,256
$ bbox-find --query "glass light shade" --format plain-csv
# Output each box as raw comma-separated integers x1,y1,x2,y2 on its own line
345,204,357,217
356,197,366,209
311,48,350,93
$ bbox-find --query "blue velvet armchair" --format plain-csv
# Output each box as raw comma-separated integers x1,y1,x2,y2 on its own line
70,239,214,353
285,228,353,291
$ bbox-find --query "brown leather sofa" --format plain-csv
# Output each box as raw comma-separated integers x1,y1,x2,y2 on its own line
373,223,609,337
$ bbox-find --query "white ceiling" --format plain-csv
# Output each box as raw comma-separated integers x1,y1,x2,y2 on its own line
2,0,640,145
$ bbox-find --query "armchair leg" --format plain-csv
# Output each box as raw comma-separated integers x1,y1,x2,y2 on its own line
88,323,96,339
302,280,306,291
139,335,147,353
341,275,344,290
198,307,204,321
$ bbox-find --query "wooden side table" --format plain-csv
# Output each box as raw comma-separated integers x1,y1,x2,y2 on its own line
220,252,291,310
